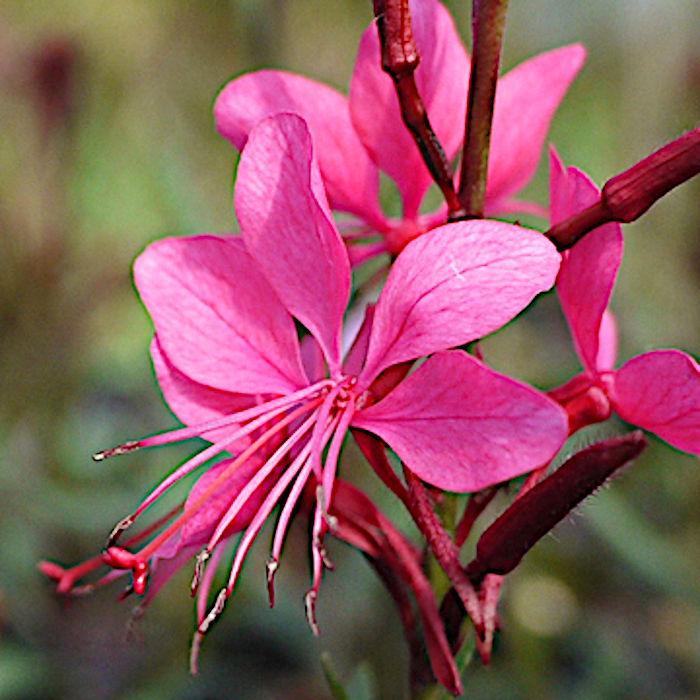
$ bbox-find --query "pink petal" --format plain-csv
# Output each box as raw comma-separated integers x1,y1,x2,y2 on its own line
548,145,572,225
142,544,202,606
342,304,375,377
300,334,326,385
151,337,254,445
235,114,350,371
353,351,568,492
349,0,469,219
152,455,267,565
596,310,618,371
611,350,700,454
214,70,385,230
134,235,307,396
360,220,561,385
179,457,268,548
551,149,623,374
486,45,586,203
485,197,549,219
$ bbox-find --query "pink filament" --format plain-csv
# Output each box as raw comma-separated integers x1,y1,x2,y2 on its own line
268,416,342,604
135,398,323,564
205,410,320,550
130,395,318,524
138,380,331,449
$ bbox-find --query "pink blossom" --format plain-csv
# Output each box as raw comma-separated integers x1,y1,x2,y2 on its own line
45,113,567,664
550,148,700,453
214,0,585,263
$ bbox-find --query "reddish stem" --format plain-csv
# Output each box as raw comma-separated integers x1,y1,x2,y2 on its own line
331,482,461,695
548,126,700,249
371,558,430,694
403,466,483,631
456,0,510,218
353,429,411,509
441,467,546,659
454,486,498,548
440,435,646,653
373,0,464,216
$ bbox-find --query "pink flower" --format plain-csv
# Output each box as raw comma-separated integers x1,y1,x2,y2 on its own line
214,0,585,263
46,113,567,665
550,148,700,452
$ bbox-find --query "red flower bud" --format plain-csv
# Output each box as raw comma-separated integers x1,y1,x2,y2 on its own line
466,432,647,581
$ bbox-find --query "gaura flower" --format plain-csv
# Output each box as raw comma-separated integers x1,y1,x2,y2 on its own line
214,0,585,263
549,148,700,452
45,113,568,666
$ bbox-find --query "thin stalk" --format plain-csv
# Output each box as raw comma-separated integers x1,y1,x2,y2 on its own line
373,0,464,216
456,0,510,217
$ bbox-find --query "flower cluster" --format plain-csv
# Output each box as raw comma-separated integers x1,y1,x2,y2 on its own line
41,0,699,695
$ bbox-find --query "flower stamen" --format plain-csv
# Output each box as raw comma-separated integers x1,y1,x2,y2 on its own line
102,398,324,592
93,380,332,462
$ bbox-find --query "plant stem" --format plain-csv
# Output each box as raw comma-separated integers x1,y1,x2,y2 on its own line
403,466,482,631
438,434,647,651
548,126,700,249
454,487,498,548
456,0,510,218
373,0,464,216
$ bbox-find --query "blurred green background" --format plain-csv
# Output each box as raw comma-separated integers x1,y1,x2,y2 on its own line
1,1,699,698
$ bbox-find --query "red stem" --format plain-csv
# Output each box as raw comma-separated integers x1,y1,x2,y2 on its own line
352,429,411,509
548,126,700,249
454,486,498,548
456,0,510,218
403,466,483,631
373,0,464,216
439,435,646,652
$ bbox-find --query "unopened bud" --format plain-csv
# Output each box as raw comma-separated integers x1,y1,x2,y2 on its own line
603,127,700,223
466,432,647,581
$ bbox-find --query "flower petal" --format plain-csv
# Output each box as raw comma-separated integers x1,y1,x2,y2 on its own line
612,350,700,454
150,337,254,445
349,0,469,219
235,113,351,371
596,309,618,371
551,149,623,374
134,235,307,395
343,304,375,377
152,456,268,565
300,334,326,385
360,220,560,385
486,45,586,203
179,457,269,548
353,351,568,492
214,70,385,230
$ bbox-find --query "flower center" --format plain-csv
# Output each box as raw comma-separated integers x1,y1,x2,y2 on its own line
384,219,427,255
332,374,358,409
549,373,612,434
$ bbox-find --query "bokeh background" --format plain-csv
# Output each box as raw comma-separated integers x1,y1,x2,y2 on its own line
1,1,699,698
